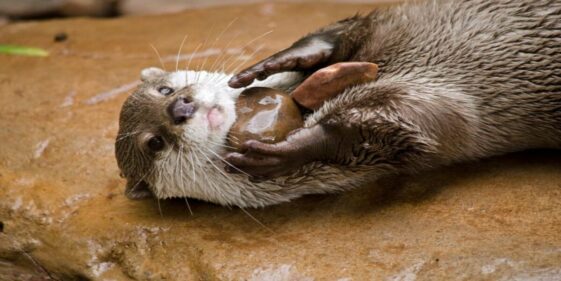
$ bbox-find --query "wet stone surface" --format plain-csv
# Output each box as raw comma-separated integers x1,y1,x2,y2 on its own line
0,2,560,280
229,87,303,151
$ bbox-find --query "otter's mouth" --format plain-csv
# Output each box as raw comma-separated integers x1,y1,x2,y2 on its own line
206,107,224,130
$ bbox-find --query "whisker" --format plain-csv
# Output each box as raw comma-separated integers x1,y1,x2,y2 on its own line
176,35,189,72
205,147,252,177
156,197,163,218
225,44,265,81
191,145,202,186
187,43,203,72
215,43,265,86
193,146,232,180
210,38,236,75
208,17,238,73
209,47,244,84
245,29,274,47
150,43,166,71
195,25,215,83
175,143,183,177
132,165,154,191
184,198,194,216
189,145,274,234
176,144,194,216
200,18,236,76
239,207,275,234
205,139,238,150
127,165,157,214
191,146,212,202
218,29,273,74
115,131,142,142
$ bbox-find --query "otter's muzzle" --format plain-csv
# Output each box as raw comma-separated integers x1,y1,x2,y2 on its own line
168,97,197,124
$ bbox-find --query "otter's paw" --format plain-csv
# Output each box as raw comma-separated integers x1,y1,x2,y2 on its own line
224,140,306,180
224,126,329,180
228,37,335,88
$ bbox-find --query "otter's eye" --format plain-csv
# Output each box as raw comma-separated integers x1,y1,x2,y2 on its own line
147,136,165,152
158,86,174,96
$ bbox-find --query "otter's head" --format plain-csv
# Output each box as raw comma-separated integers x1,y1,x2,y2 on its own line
115,67,241,200
115,68,354,207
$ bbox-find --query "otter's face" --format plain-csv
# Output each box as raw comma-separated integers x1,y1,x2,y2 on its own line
115,68,343,207
115,67,240,201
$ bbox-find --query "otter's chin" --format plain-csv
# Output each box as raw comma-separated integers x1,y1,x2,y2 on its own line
207,107,225,129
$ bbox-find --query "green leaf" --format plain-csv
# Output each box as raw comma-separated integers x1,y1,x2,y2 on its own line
0,44,49,57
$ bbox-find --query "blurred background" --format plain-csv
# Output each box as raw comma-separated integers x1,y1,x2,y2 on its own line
0,0,398,22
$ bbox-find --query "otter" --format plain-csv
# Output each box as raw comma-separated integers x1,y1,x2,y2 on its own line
115,0,561,207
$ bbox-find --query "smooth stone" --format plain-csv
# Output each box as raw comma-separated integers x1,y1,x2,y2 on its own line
228,87,303,150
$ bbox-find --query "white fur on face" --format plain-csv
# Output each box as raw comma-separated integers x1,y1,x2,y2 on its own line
138,70,316,207
148,70,242,199
174,71,239,146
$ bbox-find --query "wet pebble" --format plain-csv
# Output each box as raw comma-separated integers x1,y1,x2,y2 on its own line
228,87,303,150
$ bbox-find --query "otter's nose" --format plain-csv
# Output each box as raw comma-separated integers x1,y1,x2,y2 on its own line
168,97,197,124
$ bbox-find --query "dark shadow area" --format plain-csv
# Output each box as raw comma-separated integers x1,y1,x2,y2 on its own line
135,149,561,234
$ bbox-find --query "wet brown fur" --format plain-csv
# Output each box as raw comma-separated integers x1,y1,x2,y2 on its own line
116,0,561,207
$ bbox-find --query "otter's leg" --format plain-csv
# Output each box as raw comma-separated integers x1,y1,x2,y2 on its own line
225,83,440,179
228,15,366,88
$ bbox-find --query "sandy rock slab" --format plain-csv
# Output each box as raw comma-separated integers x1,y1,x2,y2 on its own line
0,2,560,281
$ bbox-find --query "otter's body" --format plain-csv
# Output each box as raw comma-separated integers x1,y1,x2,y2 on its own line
347,0,561,158
116,0,561,207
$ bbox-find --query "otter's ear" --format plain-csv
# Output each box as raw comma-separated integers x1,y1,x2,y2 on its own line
140,67,166,82
125,180,153,200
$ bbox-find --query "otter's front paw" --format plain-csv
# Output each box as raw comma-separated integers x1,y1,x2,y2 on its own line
224,126,330,180
228,36,335,88
224,140,304,180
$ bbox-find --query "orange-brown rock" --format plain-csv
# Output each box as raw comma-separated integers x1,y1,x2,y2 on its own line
229,87,303,150
1,2,560,281
292,62,379,110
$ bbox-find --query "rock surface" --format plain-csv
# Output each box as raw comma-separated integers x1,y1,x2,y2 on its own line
0,2,560,280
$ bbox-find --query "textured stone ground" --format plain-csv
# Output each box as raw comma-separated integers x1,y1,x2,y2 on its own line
0,2,560,280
